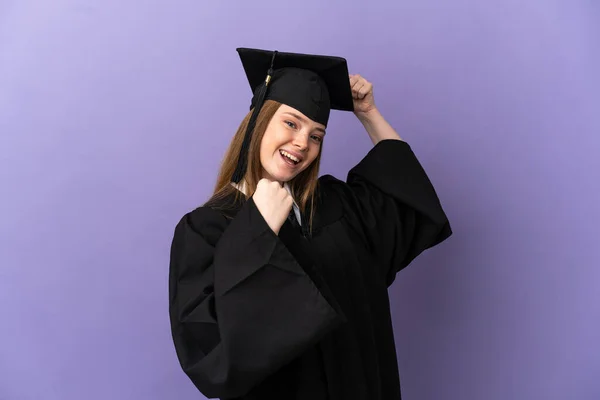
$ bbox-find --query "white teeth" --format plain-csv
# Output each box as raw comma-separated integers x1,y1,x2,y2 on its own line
280,150,300,163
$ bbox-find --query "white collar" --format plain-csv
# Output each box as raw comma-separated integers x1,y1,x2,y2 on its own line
231,180,302,225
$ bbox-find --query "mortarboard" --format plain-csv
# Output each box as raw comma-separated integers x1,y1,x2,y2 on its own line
231,47,355,183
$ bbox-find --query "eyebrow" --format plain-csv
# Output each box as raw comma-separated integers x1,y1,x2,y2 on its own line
283,112,326,134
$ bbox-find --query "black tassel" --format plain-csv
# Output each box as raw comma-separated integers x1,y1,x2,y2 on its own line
231,51,278,183
231,83,268,183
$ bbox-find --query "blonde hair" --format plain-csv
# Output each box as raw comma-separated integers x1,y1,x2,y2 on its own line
205,100,323,230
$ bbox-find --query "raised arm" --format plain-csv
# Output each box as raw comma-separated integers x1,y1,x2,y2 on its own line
350,74,402,144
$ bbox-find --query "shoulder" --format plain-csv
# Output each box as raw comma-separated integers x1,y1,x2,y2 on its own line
174,205,230,245
188,205,228,229
317,173,354,203
178,187,245,235
312,174,347,228
318,174,346,190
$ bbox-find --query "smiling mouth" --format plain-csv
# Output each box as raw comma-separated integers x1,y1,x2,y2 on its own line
279,150,301,165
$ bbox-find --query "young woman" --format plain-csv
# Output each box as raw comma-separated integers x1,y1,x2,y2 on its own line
168,48,452,400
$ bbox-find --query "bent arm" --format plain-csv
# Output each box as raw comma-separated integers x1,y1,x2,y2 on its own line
169,199,344,398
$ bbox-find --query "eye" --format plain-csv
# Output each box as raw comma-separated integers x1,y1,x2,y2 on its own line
284,120,297,129
311,135,323,143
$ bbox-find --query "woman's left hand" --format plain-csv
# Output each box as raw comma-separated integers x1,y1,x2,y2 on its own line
350,74,376,116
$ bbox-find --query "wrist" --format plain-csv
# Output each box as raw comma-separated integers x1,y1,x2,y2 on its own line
355,107,381,124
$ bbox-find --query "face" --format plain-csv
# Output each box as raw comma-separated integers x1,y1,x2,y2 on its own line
259,104,326,183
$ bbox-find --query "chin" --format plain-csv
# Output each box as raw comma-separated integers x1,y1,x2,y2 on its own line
268,169,297,183
276,173,295,183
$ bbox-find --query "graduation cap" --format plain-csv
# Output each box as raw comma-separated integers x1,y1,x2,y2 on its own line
231,47,355,183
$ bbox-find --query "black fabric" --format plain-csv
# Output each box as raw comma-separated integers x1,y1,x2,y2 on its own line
288,207,303,233
168,139,452,399
237,47,354,126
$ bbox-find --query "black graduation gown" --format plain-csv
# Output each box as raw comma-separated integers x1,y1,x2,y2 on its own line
168,139,452,400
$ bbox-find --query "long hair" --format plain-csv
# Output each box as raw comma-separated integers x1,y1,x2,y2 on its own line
205,100,323,231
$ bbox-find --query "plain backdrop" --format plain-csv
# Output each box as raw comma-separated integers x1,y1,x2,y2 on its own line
1,1,599,399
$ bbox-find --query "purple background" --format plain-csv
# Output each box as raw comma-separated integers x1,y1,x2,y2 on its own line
1,1,599,399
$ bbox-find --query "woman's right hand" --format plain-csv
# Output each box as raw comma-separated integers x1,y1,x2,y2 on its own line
252,179,293,235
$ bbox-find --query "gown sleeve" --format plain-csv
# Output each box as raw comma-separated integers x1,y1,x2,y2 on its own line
168,197,344,399
321,139,452,286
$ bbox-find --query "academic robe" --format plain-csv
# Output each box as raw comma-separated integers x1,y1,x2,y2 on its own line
168,139,452,399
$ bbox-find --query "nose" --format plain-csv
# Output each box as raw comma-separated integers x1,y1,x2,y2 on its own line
292,132,309,151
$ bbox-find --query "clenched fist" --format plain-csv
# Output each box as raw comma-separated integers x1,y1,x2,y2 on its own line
252,179,293,235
